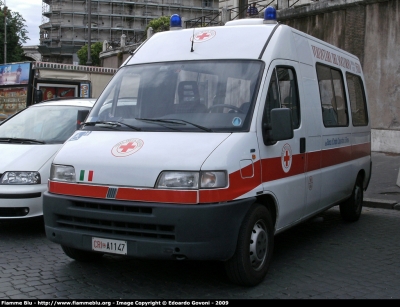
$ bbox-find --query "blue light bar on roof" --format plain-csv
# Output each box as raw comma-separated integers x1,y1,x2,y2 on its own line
170,14,182,30
263,6,277,24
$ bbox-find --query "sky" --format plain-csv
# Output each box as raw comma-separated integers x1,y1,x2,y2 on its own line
6,0,43,46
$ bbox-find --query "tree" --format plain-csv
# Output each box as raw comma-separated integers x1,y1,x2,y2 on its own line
0,1,29,63
77,42,103,66
145,16,170,39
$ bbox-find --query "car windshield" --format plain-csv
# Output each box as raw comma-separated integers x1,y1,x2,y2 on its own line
87,60,264,132
0,105,91,144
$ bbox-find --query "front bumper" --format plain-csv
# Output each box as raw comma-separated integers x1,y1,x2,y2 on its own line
0,183,47,218
43,192,255,261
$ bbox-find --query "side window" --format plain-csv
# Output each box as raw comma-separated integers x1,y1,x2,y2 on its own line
346,73,368,126
277,67,300,128
316,63,348,127
262,66,301,129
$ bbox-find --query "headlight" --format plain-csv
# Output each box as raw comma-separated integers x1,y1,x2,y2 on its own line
156,171,199,189
156,171,227,189
50,164,76,182
0,171,41,184
200,171,227,188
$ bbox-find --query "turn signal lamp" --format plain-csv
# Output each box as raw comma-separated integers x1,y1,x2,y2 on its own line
170,14,183,30
263,6,277,24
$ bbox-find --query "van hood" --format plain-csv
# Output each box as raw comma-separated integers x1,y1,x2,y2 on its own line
55,131,231,187
0,144,61,173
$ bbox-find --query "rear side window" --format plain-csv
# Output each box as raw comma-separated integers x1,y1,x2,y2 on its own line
346,73,368,126
316,63,348,127
262,66,300,129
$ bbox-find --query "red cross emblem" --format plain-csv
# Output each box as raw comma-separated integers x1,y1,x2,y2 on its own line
283,150,290,167
191,30,216,43
119,142,136,153
111,138,144,157
195,32,210,40
281,144,292,173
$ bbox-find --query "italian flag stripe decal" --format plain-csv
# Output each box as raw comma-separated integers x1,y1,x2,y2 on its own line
79,170,94,182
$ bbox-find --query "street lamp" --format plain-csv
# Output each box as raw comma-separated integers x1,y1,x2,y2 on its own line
86,0,92,66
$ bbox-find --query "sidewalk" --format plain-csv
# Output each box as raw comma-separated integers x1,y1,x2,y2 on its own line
363,151,400,210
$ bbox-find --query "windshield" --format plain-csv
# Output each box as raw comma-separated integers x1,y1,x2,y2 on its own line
87,60,264,132
0,105,91,144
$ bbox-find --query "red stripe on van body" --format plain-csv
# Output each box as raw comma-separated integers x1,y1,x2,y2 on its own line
48,181,198,204
261,154,305,183
199,160,262,203
49,181,109,198
116,187,198,204
202,142,370,203
351,142,371,160
48,142,370,204
305,150,321,172
320,145,352,168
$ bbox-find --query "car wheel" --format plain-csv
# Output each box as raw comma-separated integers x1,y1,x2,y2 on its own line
61,245,104,262
340,175,363,222
224,203,274,286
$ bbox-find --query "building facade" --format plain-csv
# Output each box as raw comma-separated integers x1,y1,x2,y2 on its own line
39,0,219,64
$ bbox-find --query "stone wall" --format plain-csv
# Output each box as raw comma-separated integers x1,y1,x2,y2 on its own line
278,0,400,153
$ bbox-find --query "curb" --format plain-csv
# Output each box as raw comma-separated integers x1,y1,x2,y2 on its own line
363,198,400,210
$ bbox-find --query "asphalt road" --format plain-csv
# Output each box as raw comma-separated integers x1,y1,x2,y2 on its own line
1,205,400,300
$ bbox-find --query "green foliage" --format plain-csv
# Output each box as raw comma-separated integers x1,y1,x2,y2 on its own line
0,1,29,63
77,42,103,66
145,16,170,38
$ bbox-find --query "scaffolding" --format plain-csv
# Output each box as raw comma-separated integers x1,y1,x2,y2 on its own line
39,0,219,63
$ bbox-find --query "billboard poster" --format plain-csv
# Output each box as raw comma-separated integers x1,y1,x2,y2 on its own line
0,62,31,86
0,87,29,117
38,84,77,101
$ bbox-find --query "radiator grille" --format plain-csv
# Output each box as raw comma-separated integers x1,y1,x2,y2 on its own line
55,201,175,240
74,200,153,214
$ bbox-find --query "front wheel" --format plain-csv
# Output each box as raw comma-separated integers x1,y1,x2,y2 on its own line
61,245,104,262
340,175,363,222
224,204,274,286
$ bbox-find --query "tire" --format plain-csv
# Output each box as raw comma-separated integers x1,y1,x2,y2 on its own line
61,245,104,262
340,175,363,222
224,204,274,286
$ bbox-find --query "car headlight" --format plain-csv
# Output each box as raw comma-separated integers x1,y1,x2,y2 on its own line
156,171,199,189
200,171,227,188
50,164,76,182
0,171,41,184
156,171,227,189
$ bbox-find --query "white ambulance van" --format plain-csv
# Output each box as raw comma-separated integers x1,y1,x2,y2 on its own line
43,7,371,286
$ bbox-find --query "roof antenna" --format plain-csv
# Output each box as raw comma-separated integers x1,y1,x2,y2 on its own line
191,28,195,52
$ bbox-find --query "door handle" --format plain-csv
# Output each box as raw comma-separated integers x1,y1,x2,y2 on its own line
300,137,306,153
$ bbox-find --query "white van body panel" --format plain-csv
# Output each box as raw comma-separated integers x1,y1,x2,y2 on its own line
56,132,231,188
199,132,262,202
129,25,274,64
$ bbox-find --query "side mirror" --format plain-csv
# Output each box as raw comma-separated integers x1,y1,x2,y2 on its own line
34,89,43,104
77,110,90,129
264,108,294,145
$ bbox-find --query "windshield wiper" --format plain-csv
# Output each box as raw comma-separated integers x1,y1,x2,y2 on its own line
0,137,46,144
135,118,213,132
83,121,141,131
132,118,181,131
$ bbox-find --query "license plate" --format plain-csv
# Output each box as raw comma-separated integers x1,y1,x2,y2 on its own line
92,237,127,255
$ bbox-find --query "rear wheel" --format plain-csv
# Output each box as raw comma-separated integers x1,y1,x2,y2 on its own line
61,245,104,262
340,175,363,222
224,204,274,286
